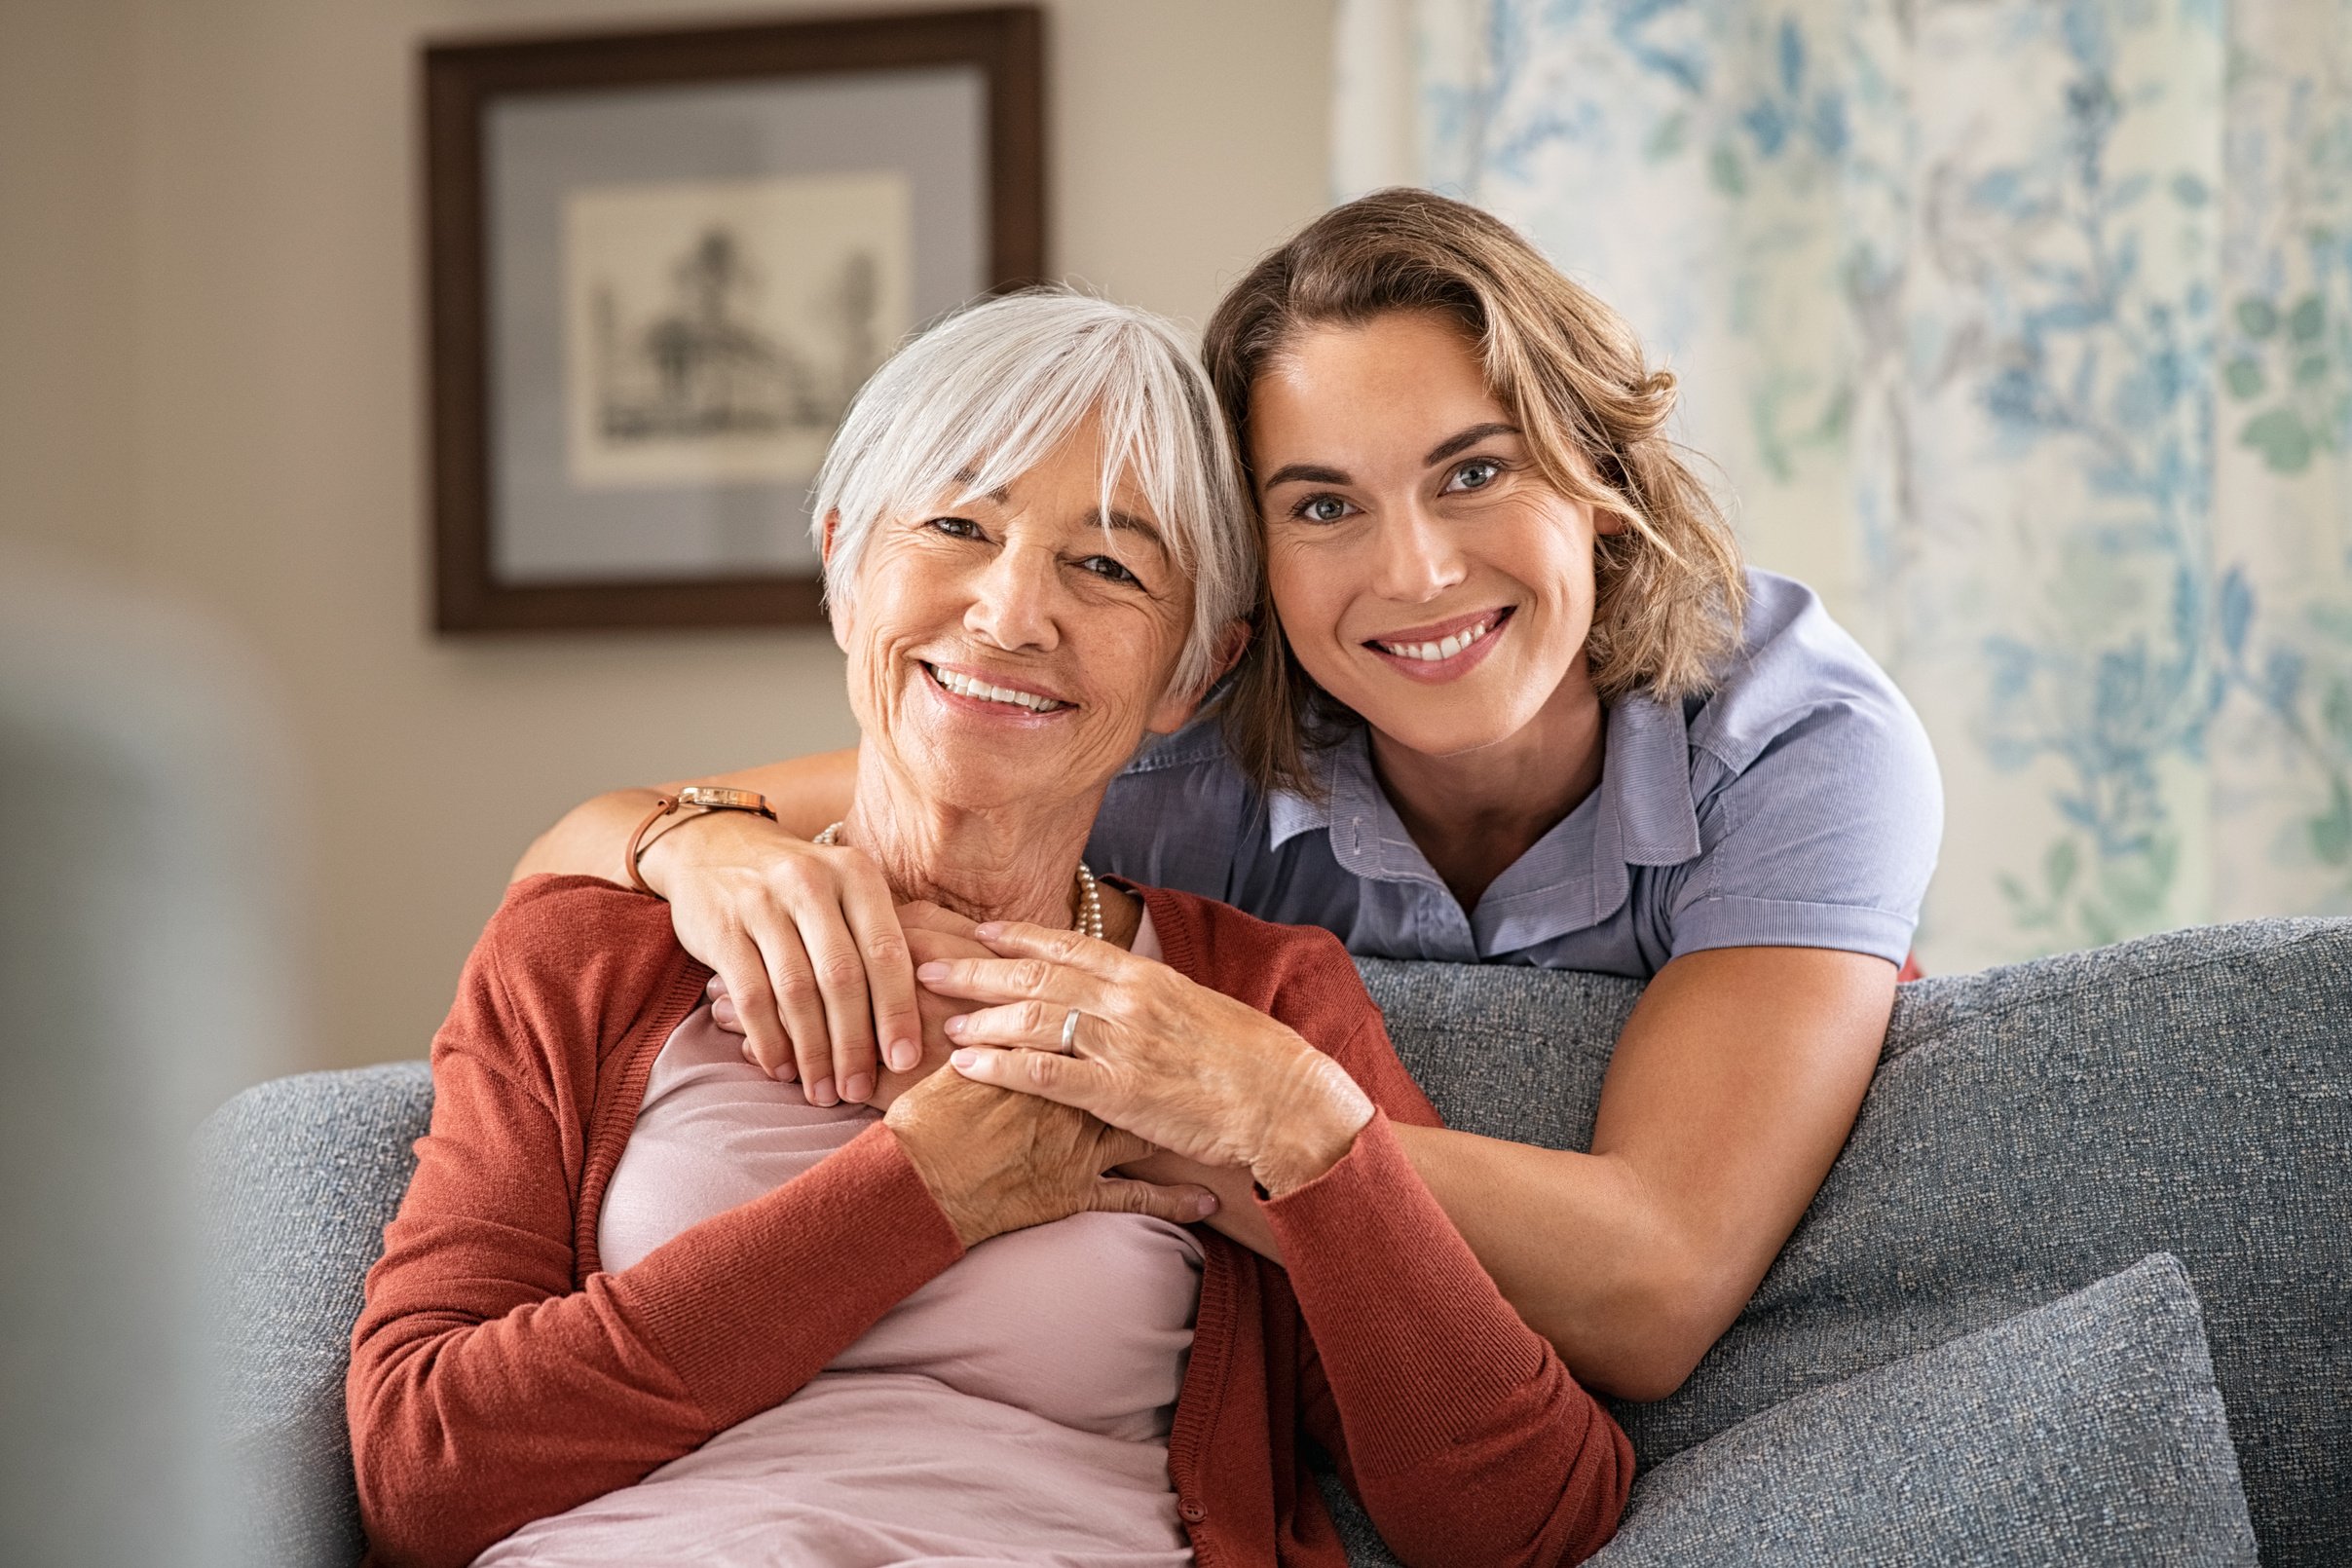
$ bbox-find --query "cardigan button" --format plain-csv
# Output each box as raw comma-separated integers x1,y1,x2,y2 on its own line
1178,1497,1208,1524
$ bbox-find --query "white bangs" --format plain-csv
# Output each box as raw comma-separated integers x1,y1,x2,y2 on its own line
811,289,1253,698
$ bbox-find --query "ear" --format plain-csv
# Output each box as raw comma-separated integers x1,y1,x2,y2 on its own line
821,510,852,652
1143,618,1251,737
1590,499,1629,538
1209,618,1252,685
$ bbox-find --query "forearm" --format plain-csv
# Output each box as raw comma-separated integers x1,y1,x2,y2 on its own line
1273,1113,1631,1567
353,1123,963,1568
1391,1122,1728,1401
510,750,861,885
1391,948,1892,1401
512,786,666,884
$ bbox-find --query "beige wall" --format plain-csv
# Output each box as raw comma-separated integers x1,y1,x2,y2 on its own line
2,0,1334,1076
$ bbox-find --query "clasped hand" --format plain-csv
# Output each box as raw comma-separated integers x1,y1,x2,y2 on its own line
837,904,1219,1249
920,921,1372,1198
706,898,1372,1237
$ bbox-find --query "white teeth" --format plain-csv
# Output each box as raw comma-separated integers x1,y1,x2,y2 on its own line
928,664,1063,712
1378,616,1496,662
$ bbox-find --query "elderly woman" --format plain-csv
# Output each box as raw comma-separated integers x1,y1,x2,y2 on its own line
349,292,1630,1568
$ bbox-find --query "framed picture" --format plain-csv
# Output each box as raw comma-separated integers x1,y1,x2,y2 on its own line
424,7,1045,632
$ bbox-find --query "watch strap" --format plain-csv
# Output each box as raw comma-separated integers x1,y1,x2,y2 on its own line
622,788,777,896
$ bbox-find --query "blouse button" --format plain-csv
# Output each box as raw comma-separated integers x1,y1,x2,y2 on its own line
1178,1497,1208,1524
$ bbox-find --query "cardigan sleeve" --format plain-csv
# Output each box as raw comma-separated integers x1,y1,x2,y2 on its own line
347,888,965,1568
1265,1011,1633,1568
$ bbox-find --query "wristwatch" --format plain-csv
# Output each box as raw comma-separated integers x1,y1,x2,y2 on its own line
624,786,778,895
674,784,772,815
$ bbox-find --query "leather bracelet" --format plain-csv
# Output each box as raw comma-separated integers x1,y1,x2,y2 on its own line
623,786,777,896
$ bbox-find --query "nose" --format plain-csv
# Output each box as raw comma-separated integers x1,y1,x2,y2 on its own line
1369,499,1466,604
963,540,1061,653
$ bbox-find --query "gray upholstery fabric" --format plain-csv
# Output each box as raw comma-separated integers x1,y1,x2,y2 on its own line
1586,1254,2258,1565
1358,916,2350,1567
1322,1255,2259,1568
199,1064,433,1568
201,917,2347,1566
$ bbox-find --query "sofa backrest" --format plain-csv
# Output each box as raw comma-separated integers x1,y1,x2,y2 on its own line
1360,916,2351,1568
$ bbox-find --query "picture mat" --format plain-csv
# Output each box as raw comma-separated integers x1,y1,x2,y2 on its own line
563,172,914,489
489,68,985,584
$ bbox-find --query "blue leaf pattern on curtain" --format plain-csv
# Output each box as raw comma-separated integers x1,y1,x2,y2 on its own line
1333,0,2352,966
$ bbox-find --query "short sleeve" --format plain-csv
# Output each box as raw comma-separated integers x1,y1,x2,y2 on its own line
1671,691,1943,964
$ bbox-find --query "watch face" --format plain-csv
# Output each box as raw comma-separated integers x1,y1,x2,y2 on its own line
680,785,763,811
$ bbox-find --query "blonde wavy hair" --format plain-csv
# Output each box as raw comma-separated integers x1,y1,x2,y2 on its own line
1201,188,1746,798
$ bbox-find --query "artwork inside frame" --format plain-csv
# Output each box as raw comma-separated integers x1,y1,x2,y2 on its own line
424,7,1045,632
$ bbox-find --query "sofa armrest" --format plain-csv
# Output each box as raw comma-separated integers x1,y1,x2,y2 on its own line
199,1063,433,1568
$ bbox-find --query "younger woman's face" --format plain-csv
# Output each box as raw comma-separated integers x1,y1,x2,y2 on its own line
1250,310,1620,761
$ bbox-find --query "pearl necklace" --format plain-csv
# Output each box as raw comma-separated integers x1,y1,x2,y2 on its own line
811,821,1103,941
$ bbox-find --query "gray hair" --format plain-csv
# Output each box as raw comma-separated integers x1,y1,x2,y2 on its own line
812,288,1254,699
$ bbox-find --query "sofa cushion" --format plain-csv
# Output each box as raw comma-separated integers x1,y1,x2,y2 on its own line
1357,917,2352,1567
199,1063,433,1568
1586,1253,2257,1564
1322,1254,2257,1567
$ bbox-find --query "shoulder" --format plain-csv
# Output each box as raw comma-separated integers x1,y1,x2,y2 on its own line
1657,575,1942,958
1679,572,1941,848
452,876,701,1072
1687,570,1931,779
475,874,686,981
1092,718,1264,897
1117,714,1243,781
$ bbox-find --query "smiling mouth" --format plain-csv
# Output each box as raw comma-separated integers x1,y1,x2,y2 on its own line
922,661,1072,714
1366,607,1512,663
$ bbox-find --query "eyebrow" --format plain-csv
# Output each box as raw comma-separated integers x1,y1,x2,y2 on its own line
1090,506,1171,559
1259,462,1351,490
949,467,1013,505
1257,423,1524,493
1422,422,1521,467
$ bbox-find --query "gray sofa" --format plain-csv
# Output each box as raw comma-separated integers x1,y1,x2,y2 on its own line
202,918,2352,1566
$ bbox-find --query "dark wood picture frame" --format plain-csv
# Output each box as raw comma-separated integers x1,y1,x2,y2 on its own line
425,7,1045,633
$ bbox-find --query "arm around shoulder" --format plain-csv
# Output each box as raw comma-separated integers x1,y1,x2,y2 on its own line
509,749,860,884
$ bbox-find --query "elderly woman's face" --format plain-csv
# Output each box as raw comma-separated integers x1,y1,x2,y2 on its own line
833,414,1201,813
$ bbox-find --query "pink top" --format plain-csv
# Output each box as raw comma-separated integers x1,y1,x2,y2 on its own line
474,915,1205,1568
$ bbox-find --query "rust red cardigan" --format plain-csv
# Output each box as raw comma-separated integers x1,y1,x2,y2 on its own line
349,876,1631,1568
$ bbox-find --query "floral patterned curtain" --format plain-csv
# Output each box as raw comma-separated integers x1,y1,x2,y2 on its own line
1334,0,2352,968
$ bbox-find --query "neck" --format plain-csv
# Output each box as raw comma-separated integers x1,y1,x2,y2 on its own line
839,753,1100,931
1367,659,1608,911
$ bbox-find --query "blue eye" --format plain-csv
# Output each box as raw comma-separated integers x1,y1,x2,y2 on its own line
1294,494,1353,524
1447,458,1504,492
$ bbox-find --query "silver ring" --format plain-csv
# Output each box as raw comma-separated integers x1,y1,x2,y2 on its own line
1060,1007,1082,1052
